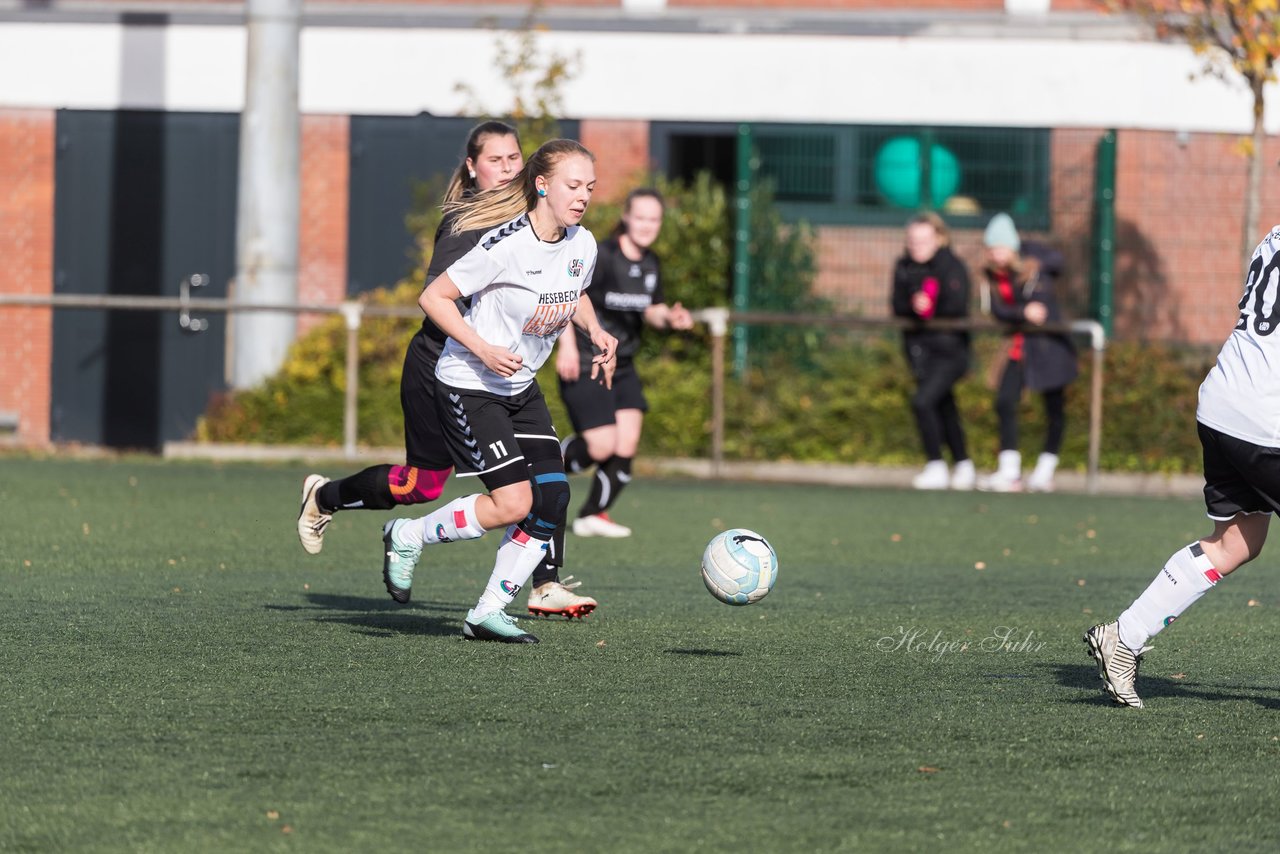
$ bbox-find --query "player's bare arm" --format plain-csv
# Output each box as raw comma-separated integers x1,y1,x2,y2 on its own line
420,273,523,378
572,295,618,388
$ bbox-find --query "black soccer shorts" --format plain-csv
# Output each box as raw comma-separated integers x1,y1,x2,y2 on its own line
558,359,648,433
436,381,559,491
1198,421,1280,520
400,329,454,470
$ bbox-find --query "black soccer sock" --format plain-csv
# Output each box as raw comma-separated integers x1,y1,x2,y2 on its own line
578,455,632,518
562,435,593,474
531,522,566,588
599,455,633,513
317,465,396,513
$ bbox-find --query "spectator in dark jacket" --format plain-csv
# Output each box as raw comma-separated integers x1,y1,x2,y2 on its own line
978,212,1078,492
892,212,975,490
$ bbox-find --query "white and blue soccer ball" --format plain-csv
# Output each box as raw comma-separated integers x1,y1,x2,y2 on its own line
700,528,778,606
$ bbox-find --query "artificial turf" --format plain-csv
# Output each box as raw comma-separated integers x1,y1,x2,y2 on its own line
3,455,1279,852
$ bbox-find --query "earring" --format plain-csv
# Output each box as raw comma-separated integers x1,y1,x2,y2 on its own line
468,170,476,179
537,188,547,197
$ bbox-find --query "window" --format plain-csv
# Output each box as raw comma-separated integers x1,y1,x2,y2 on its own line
652,121,1051,230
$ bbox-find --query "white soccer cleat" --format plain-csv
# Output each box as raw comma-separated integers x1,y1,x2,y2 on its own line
572,512,632,538
1083,621,1149,709
911,461,950,491
297,474,332,555
527,576,597,619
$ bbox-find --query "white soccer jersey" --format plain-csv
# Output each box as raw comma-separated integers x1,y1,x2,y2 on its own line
1198,225,1280,446
436,214,597,395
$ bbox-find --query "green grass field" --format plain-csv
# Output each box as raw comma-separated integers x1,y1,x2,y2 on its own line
3,455,1280,852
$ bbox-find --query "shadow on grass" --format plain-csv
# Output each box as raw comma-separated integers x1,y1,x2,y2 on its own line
1047,662,1280,710
664,648,743,657
262,592,467,638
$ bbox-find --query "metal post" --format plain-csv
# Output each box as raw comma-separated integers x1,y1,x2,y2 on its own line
732,124,753,377
1090,130,1117,339
696,308,730,479
1071,319,1106,494
233,0,302,389
340,301,364,460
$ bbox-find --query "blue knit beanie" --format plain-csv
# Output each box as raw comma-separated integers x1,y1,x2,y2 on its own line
983,213,1021,252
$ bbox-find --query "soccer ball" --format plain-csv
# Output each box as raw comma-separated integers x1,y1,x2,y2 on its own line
700,528,778,606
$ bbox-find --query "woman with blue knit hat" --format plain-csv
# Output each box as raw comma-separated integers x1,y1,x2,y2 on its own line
978,212,1078,492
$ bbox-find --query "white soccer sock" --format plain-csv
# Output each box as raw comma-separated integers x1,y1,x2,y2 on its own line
1117,543,1221,654
472,526,549,620
396,494,486,548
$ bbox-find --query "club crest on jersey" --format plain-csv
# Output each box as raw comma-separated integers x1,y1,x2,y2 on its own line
568,258,584,278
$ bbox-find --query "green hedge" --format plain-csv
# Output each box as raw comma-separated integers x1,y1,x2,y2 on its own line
200,303,1209,475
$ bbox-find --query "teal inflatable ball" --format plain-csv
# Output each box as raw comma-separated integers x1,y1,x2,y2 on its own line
874,137,961,209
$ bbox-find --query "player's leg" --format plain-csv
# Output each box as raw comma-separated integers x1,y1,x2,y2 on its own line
909,354,963,490
572,363,646,537
380,385,521,603
1027,386,1066,492
464,387,570,643
980,360,1024,492
1086,424,1277,707
560,363,626,537
297,334,452,554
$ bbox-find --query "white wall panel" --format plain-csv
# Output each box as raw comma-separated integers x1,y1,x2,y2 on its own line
1,20,1275,134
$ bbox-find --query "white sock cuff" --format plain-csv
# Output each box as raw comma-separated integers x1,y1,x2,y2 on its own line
1169,542,1221,590
452,493,487,538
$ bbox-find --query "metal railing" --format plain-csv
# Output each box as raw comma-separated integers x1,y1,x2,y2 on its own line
0,290,1106,491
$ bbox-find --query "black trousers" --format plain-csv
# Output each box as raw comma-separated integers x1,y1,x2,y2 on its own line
909,347,969,463
995,360,1066,455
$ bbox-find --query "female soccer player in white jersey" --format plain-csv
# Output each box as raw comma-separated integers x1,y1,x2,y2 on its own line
295,123,599,620
379,139,617,644
1086,226,1280,707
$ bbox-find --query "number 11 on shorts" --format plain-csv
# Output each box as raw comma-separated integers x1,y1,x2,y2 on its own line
489,440,509,459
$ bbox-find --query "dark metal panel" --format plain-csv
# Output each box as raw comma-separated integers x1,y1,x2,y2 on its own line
51,109,237,450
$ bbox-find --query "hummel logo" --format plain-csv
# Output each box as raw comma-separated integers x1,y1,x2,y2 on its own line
525,269,542,276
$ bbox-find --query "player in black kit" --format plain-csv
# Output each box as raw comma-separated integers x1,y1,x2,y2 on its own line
557,188,694,538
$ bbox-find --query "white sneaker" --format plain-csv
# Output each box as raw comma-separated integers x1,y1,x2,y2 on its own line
950,460,976,491
572,513,632,538
1026,453,1059,493
977,471,1023,493
911,461,950,491
527,576,598,619
297,474,332,555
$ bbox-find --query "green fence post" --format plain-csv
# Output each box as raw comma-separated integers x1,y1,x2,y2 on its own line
1091,130,1116,338
733,123,753,376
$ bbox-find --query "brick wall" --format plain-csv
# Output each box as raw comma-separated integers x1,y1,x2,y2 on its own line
0,109,55,447
580,119,654,203
1113,129,1280,345
298,114,350,335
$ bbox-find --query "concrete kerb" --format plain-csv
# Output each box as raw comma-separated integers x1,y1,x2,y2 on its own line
162,441,1203,500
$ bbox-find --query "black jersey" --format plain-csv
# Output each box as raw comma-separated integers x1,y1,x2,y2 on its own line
416,210,485,345
574,236,663,363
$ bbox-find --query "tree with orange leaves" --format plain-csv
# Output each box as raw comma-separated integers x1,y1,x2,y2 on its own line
1105,1,1280,261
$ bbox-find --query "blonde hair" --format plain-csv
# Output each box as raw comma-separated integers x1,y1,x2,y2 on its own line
446,139,596,236
442,121,521,205
905,211,951,248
